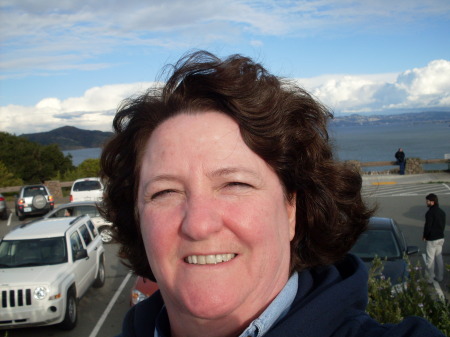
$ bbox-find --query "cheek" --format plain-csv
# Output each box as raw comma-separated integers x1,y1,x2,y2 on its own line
139,209,179,264
226,198,290,244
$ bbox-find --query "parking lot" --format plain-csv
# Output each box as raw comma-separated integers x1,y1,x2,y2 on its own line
0,206,133,337
1,179,449,336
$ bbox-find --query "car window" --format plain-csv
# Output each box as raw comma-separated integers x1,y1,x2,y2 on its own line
73,181,102,191
50,207,74,218
350,229,401,260
79,224,93,246
70,231,84,259
87,220,98,237
74,205,99,217
23,186,48,198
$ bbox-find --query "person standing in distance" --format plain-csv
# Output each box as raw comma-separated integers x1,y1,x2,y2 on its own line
395,148,406,175
423,193,446,283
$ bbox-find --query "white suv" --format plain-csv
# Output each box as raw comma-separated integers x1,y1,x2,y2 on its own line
0,215,105,330
15,185,54,221
70,177,104,203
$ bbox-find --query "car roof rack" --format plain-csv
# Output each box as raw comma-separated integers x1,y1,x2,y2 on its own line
69,215,86,225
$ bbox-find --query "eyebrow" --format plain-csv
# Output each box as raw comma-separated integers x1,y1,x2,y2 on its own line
207,166,261,180
142,166,262,191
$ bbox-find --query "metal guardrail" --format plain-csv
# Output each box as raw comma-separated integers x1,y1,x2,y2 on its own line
359,158,449,167
0,159,448,194
0,181,72,194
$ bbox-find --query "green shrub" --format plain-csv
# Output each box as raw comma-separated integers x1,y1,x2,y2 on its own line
367,256,450,335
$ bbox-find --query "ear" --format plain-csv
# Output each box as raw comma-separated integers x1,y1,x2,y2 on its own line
286,193,296,241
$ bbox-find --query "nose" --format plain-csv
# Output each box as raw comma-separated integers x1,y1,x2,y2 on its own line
181,195,222,240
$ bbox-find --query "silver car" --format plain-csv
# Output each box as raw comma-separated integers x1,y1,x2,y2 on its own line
43,201,114,243
15,185,54,221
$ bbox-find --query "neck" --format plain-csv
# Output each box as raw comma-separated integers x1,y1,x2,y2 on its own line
169,314,251,337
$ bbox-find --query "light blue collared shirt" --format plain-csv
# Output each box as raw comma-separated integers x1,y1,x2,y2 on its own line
154,272,298,337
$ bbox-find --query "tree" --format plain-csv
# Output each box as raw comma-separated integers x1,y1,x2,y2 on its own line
0,132,74,184
0,161,22,187
77,159,100,177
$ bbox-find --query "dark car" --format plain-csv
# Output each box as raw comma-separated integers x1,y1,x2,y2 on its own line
350,217,418,291
0,193,8,220
15,185,54,221
350,217,419,290
43,201,114,243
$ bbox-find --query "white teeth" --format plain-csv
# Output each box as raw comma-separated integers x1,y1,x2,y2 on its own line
185,253,236,265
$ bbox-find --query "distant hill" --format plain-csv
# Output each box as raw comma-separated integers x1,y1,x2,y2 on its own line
18,111,450,150
20,126,113,150
332,111,450,127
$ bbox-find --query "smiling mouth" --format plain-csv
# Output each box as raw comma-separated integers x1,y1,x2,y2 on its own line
185,254,237,265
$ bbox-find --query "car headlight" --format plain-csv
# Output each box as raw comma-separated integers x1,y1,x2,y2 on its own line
33,286,48,300
131,289,148,305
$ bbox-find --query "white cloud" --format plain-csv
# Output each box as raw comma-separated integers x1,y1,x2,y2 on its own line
1,0,449,77
1,60,449,134
299,59,450,114
0,82,154,134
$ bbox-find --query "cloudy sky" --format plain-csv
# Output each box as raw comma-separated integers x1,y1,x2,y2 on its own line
1,0,449,135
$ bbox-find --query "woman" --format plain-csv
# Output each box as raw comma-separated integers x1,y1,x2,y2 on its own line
101,51,444,337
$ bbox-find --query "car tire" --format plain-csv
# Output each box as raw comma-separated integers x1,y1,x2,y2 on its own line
93,257,106,288
59,289,77,330
1,210,7,220
32,195,47,210
99,226,113,243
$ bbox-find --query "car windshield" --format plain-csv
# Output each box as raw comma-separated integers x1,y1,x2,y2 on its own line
0,237,67,268
73,181,102,191
23,186,47,197
350,229,401,261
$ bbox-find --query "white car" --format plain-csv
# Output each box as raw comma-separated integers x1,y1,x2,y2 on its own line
70,178,104,203
0,215,105,330
43,201,114,243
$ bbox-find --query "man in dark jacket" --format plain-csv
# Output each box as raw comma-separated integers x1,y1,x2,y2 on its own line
423,193,446,282
395,148,406,175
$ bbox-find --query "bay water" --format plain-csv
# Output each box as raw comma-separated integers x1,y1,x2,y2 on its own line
64,123,450,171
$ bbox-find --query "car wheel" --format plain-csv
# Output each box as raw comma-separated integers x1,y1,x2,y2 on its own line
1,210,7,220
99,226,113,243
59,289,77,330
32,195,47,209
93,257,106,288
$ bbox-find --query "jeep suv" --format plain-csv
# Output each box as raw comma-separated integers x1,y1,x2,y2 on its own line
0,215,105,330
15,185,54,221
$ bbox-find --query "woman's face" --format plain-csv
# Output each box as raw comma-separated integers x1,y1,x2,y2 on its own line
137,112,296,326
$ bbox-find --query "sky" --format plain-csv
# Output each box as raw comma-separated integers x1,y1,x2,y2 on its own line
1,0,450,135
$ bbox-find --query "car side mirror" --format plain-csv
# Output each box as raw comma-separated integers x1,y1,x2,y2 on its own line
406,246,419,255
75,248,88,260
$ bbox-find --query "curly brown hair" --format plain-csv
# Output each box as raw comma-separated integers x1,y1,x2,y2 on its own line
100,50,373,281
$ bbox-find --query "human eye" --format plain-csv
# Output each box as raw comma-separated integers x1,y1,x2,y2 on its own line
224,181,254,190
150,189,178,200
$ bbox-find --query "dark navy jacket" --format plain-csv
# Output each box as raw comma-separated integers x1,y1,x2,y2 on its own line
120,255,445,337
424,205,446,241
